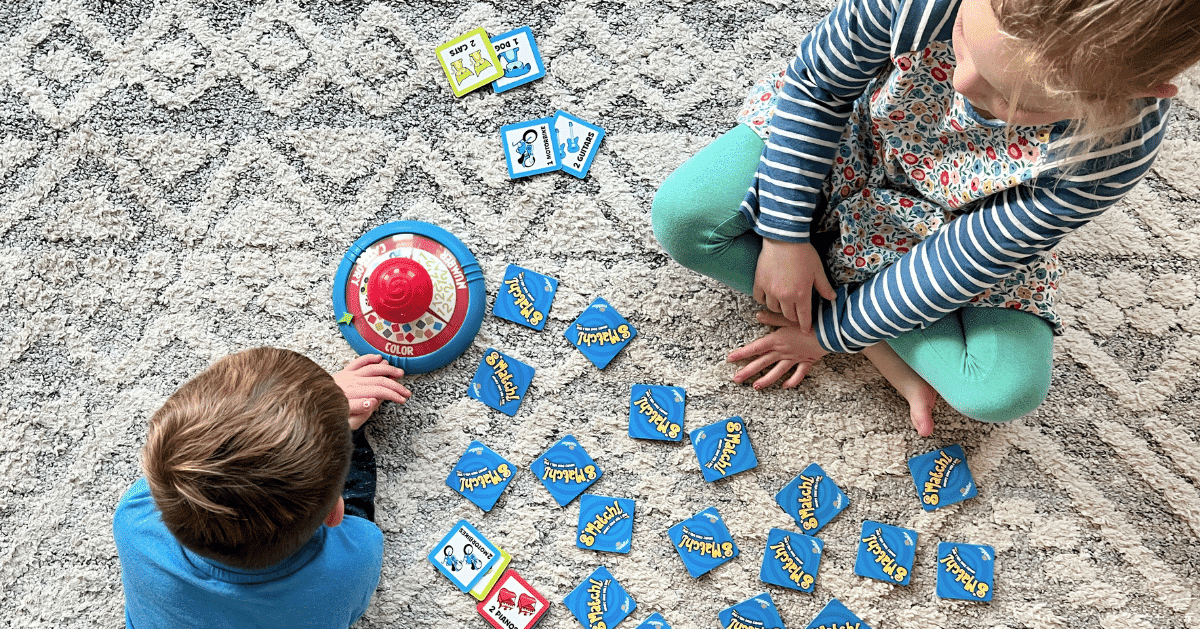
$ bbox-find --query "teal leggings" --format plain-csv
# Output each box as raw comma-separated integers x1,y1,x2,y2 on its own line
651,125,1053,423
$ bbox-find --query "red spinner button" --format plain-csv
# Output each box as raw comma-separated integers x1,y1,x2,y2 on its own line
367,257,433,323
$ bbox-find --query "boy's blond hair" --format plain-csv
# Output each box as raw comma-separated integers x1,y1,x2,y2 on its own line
994,0,1200,135
143,347,351,570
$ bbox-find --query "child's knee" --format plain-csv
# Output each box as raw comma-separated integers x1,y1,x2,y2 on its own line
954,363,1051,424
651,180,704,265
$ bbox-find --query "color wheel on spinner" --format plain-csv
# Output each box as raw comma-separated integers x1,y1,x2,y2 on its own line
332,221,485,374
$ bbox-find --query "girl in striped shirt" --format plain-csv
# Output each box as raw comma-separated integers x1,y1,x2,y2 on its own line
652,0,1199,435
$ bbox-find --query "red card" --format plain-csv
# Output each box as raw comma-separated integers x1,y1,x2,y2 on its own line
477,569,549,629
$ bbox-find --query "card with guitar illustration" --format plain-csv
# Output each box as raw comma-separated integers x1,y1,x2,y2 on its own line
553,110,605,178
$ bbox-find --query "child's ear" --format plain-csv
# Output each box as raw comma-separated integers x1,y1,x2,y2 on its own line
324,496,345,528
1136,83,1179,99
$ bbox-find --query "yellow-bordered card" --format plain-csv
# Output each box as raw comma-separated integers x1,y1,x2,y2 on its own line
435,28,504,97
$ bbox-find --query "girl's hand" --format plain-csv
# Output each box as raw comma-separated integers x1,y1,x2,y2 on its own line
332,354,410,430
753,239,837,332
728,311,829,389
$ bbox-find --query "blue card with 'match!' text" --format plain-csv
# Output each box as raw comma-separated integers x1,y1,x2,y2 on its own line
493,264,557,330
855,520,917,586
629,384,685,442
719,593,785,629
468,348,534,416
690,417,757,482
667,506,739,578
760,528,822,592
936,542,994,602
564,566,636,629
447,441,515,512
577,495,635,553
530,434,601,507
775,463,849,534
908,444,977,510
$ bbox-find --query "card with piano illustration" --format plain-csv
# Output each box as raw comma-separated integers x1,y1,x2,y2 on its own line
477,569,550,629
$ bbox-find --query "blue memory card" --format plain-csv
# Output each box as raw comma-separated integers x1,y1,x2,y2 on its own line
775,463,849,534
907,444,977,511
493,264,557,330
446,441,516,512
804,598,873,629
564,297,637,369
690,417,758,482
427,520,501,592
855,520,917,585
667,506,739,578
760,528,823,592
564,566,636,629
718,593,785,629
936,542,995,602
530,435,601,507
468,348,535,416
634,613,671,629
628,384,685,442
576,495,635,553
491,26,546,93
553,110,605,179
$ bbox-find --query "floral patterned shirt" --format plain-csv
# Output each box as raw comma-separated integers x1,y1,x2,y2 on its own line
739,0,1170,352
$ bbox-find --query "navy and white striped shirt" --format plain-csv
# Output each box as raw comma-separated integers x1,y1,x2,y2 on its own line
740,0,1170,352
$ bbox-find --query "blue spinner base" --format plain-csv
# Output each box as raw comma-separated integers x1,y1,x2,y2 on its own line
332,221,486,374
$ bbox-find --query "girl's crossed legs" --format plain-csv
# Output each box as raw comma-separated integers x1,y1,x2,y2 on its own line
651,125,1053,433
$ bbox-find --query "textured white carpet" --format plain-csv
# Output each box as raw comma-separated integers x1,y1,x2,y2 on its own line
2,1,1200,627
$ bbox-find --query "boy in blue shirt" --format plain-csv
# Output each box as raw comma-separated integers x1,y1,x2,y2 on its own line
114,349,410,629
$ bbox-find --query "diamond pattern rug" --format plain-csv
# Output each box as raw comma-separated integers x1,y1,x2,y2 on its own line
2,1,1199,627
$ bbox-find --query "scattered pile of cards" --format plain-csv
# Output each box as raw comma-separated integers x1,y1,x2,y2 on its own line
435,26,546,96
500,110,606,180
468,264,638,417
425,251,997,625
434,426,995,626
656,445,993,628
434,27,606,180
438,434,648,627
426,517,657,629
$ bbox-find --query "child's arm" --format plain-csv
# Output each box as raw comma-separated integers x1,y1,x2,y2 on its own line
741,0,950,328
332,354,410,430
812,100,1172,353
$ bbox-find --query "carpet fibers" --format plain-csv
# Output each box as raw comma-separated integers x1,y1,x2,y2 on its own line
2,1,1200,627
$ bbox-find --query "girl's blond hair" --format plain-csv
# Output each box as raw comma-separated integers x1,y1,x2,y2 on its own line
994,0,1200,138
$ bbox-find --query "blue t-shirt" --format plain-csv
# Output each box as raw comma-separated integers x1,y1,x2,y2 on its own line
114,478,383,629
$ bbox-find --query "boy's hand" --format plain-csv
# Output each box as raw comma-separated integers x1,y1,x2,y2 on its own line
727,311,829,389
332,354,410,430
753,239,837,332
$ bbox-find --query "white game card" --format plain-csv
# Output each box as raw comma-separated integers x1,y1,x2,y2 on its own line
500,118,560,178
427,520,500,592
553,110,605,178
477,569,549,629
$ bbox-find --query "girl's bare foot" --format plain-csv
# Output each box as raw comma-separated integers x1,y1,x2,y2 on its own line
861,343,938,436
904,381,938,437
